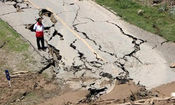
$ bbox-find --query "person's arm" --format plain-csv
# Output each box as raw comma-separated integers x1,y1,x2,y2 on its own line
33,23,37,31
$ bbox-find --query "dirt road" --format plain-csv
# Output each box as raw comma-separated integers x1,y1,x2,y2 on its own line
0,0,175,96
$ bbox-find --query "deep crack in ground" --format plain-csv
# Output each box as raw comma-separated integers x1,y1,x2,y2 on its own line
0,0,155,103
106,21,146,63
72,5,118,61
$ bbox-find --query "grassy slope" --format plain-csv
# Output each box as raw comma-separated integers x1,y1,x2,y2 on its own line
95,0,175,41
0,19,52,105
0,18,29,52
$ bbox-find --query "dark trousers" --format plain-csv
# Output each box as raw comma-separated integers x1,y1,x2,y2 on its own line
36,37,45,49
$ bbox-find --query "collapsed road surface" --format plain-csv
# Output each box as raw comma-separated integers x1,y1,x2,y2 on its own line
1,0,175,99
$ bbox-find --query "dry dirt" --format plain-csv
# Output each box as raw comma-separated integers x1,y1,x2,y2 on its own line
0,71,61,105
152,82,175,97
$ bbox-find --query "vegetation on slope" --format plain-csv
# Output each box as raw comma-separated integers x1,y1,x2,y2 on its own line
96,0,175,41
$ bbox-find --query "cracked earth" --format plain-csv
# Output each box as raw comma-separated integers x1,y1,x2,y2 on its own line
1,0,175,104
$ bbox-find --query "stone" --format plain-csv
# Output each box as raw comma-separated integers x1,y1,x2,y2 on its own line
50,14,57,23
170,63,175,68
137,9,144,16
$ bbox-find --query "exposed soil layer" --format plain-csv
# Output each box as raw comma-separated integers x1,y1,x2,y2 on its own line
0,71,61,105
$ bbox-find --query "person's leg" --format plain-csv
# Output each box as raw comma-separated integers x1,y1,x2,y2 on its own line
41,37,45,49
36,37,41,50
3,0,6,3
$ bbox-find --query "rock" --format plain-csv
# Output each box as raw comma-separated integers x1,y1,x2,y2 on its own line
16,5,23,12
99,72,113,79
170,63,175,68
137,9,144,16
50,14,57,23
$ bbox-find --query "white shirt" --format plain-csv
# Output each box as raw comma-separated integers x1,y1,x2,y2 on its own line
33,22,44,32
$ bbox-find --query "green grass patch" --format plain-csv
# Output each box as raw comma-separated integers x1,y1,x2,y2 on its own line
95,0,175,41
0,19,29,52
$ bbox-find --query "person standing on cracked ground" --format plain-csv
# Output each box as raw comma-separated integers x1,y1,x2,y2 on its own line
33,18,46,51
